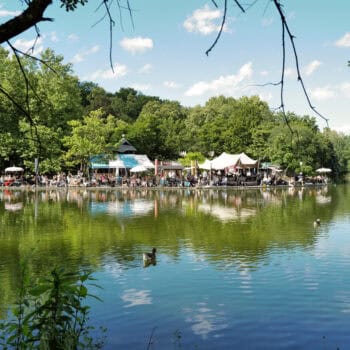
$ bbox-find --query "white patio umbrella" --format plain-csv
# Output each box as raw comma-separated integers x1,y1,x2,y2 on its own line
316,168,332,173
130,165,148,173
5,166,24,172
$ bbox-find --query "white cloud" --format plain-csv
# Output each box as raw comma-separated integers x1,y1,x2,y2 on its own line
12,37,44,55
333,124,350,135
287,11,296,20
0,6,20,17
72,54,84,63
68,33,79,41
71,45,100,63
184,5,227,35
310,86,335,100
260,70,269,77
49,32,59,43
261,17,273,27
139,63,152,73
185,62,253,96
90,63,128,80
304,60,322,76
164,81,181,89
120,37,153,54
130,83,151,91
335,32,350,47
284,67,296,78
340,82,350,97
258,92,273,102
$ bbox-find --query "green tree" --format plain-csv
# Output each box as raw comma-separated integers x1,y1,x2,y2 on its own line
323,128,350,176
32,48,83,133
184,95,274,156
0,47,83,170
128,100,186,159
19,120,62,174
63,109,117,175
178,152,205,167
266,114,336,175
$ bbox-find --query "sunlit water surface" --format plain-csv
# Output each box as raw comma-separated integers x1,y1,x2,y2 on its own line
1,185,350,349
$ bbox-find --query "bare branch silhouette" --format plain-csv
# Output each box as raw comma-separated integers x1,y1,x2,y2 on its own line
0,0,330,133
103,0,116,72
206,0,228,56
273,0,329,127
233,0,246,13
205,0,329,128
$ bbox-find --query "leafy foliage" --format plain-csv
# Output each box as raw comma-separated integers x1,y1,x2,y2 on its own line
63,109,119,175
178,152,205,167
60,0,89,12
0,45,350,176
0,263,105,349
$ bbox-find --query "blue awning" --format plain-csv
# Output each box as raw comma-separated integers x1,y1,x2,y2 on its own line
90,155,110,169
90,154,153,169
118,154,143,168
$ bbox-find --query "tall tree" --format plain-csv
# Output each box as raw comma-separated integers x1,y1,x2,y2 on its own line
63,108,118,175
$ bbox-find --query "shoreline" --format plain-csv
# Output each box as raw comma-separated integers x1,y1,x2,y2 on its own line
0,183,328,192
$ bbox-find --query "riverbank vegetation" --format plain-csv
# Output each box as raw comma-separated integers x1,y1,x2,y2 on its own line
1,47,350,178
0,260,105,349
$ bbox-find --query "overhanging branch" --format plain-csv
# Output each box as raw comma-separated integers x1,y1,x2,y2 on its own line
0,0,53,44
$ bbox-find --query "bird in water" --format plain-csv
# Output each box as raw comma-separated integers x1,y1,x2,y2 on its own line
143,248,157,267
313,218,321,227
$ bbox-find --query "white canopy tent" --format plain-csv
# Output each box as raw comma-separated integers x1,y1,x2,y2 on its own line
211,152,240,170
130,165,149,173
109,154,154,176
198,159,213,170
210,152,257,170
109,159,124,168
237,152,258,168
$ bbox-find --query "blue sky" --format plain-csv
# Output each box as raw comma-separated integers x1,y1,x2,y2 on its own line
1,0,350,132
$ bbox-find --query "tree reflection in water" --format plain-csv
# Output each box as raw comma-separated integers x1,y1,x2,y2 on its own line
0,185,339,317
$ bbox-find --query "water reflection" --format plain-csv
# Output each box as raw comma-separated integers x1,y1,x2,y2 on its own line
4,202,23,211
0,185,342,316
121,289,152,308
199,203,256,222
2,185,350,349
90,199,154,217
183,301,228,338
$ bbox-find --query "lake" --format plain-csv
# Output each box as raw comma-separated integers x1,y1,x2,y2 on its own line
1,185,350,349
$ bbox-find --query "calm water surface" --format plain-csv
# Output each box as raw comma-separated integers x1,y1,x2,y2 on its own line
1,185,350,349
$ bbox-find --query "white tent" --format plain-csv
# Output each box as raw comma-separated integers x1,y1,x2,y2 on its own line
109,159,125,168
130,165,148,173
210,152,257,170
198,159,213,170
211,152,240,170
237,152,258,167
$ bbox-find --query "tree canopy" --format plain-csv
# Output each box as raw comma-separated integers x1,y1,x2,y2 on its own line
0,43,349,177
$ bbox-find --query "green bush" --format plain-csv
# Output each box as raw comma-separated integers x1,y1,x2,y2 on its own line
0,263,105,349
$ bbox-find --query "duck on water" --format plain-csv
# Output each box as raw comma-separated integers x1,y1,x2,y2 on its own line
143,248,157,267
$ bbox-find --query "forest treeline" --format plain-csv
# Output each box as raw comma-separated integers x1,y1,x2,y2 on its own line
1,47,350,177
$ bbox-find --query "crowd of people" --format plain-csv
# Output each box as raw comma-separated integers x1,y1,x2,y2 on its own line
0,169,328,189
